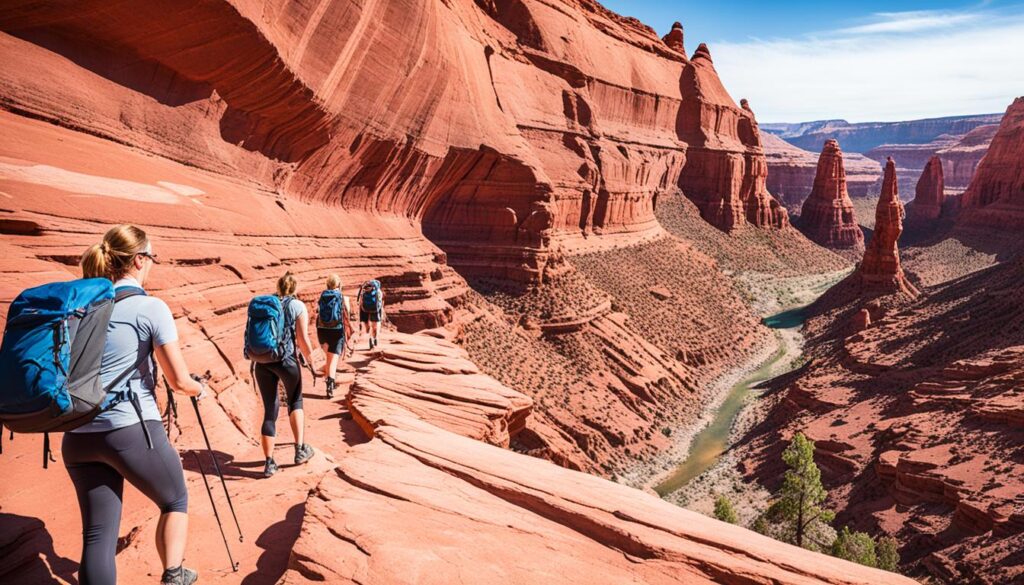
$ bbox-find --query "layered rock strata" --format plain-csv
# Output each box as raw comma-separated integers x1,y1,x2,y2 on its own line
676,45,789,232
0,0,791,286
740,256,1024,584
959,97,1024,230
283,331,914,585
858,158,918,296
935,124,999,191
908,156,944,221
798,139,865,250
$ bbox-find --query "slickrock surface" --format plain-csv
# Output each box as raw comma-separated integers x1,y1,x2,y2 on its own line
762,132,881,208
798,140,865,250
857,159,918,297
283,331,914,585
739,256,1024,584
908,155,944,221
959,97,1024,230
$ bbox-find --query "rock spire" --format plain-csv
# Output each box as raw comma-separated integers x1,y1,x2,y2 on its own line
662,21,685,54
858,158,918,296
909,155,944,220
799,139,865,250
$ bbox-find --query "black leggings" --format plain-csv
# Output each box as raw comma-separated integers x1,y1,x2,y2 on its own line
63,420,188,585
254,357,303,437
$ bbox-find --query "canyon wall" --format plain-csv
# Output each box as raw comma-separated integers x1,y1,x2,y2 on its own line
959,97,1024,230
0,1,864,583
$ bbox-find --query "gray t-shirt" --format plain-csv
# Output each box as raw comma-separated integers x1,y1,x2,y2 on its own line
70,277,178,433
282,297,307,358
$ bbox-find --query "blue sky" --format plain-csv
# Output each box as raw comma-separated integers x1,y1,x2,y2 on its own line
601,1,1024,122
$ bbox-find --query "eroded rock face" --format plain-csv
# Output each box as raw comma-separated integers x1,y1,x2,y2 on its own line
909,156,944,221
741,256,1024,584
936,124,999,191
959,97,1024,230
676,46,789,232
858,158,918,296
283,331,914,585
662,20,685,54
799,139,865,250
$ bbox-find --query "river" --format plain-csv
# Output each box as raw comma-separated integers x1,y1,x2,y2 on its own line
653,303,811,497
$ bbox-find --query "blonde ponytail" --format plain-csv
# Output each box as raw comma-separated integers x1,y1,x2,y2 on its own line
80,224,149,281
277,272,298,297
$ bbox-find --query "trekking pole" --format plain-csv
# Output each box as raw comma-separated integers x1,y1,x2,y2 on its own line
190,450,239,572
189,373,244,543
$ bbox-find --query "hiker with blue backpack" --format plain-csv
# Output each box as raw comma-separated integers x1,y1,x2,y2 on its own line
243,272,316,478
316,274,352,399
357,279,385,350
0,225,205,585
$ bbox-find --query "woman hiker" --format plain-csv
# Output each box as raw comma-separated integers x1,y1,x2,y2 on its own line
67,224,206,585
249,272,317,478
315,274,352,399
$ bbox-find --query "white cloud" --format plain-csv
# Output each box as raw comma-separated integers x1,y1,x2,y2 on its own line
711,10,1024,122
836,10,980,35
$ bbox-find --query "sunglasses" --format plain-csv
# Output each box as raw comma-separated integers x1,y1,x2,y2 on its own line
137,251,160,264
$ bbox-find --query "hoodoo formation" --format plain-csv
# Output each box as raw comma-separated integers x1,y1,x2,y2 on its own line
858,158,918,296
909,156,944,221
662,20,685,54
799,139,865,250
762,131,881,208
959,97,1024,229
676,44,790,232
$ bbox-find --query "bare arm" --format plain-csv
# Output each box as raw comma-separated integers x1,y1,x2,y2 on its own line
295,307,314,365
154,340,204,396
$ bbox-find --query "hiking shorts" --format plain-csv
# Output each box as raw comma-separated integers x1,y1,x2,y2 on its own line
359,309,381,323
317,327,346,355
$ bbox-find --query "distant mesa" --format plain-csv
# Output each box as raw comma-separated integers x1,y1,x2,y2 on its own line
798,139,865,251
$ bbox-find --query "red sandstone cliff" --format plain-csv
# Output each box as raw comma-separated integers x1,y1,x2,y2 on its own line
0,1,858,583
676,46,789,231
936,124,999,191
798,140,865,250
858,159,918,296
908,155,944,221
959,97,1024,230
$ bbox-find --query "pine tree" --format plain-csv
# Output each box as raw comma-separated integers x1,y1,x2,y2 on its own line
713,494,738,524
831,526,877,567
775,432,835,549
877,536,900,572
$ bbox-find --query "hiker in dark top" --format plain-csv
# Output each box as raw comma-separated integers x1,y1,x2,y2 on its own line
251,273,316,478
357,279,385,350
68,224,206,585
316,274,352,399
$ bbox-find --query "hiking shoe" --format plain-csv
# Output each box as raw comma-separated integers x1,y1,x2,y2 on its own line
294,443,315,465
325,377,335,399
161,565,197,585
263,458,278,478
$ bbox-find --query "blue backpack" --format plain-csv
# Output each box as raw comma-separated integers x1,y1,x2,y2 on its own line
317,290,344,329
0,279,150,466
360,280,382,314
243,295,295,363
